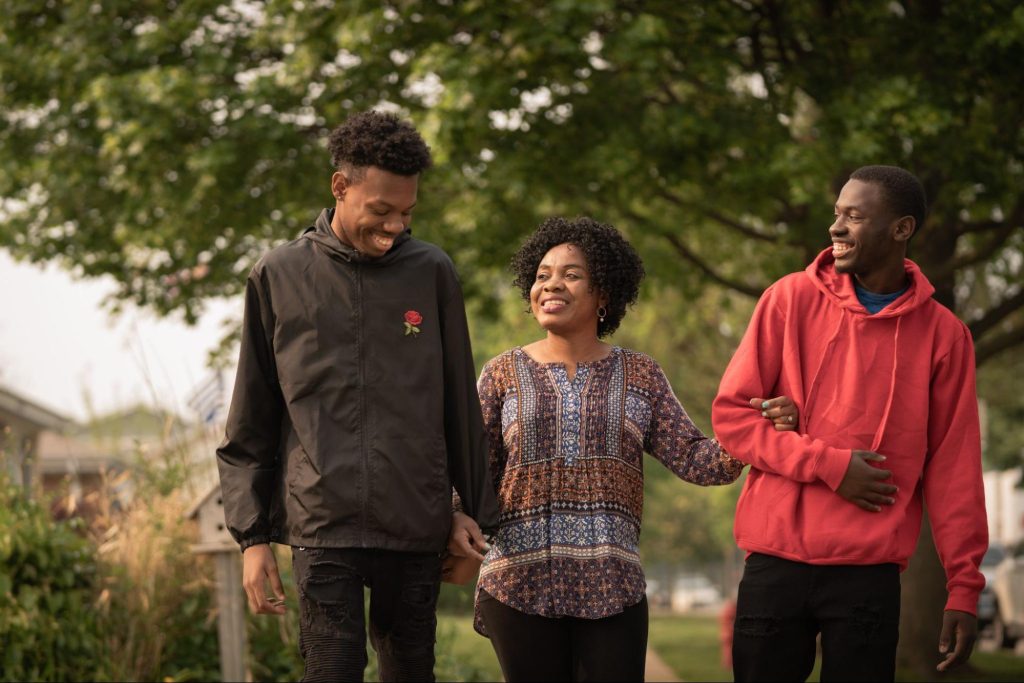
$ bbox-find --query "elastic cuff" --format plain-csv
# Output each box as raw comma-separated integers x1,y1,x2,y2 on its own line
945,590,980,616
816,447,853,491
239,536,272,553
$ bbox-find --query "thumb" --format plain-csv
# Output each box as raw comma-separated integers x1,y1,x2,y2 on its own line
269,566,286,601
938,615,953,654
860,451,887,463
748,397,765,408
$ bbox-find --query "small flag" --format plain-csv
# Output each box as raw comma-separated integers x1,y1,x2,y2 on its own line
187,371,224,424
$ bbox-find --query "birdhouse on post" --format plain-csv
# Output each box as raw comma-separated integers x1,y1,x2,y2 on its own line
187,482,249,682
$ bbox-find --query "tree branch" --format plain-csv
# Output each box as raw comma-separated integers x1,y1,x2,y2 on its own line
934,222,1017,280
954,202,1024,236
655,187,779,242
956,219,1017,235
969,288,1024,341
613,205,765,297
975,324,1024,367
661,232,765,298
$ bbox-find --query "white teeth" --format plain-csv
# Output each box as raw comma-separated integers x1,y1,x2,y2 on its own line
541,299,567,312
833,243,851,255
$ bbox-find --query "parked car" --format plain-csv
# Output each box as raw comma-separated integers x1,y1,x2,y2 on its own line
978,542,1005,632
991,540,1024,649
670,573,723,612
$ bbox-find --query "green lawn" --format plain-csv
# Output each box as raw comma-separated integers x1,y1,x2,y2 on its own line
648,614,1024,683
430,611,1024,682
436,612,504,682
648,613,735,682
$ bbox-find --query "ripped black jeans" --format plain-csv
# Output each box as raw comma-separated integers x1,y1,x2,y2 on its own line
291,547,442,682
733,553,900,682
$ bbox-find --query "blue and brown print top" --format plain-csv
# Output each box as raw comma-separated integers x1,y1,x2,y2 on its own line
474,347,743,633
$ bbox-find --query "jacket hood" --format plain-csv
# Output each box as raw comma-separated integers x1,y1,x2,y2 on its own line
805,247,935,319
302,208,412,265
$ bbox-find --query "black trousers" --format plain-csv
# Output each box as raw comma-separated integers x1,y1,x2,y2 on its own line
478,589,649,682
291,547,442,683
732,553,901,682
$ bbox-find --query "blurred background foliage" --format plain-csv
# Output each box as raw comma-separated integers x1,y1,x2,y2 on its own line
2,0,1023,678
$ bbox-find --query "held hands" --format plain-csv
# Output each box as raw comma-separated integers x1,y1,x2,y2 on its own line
242,543,287,615
448,511,489,562
749,396,800,431
837,451,898,512
937,610,977,672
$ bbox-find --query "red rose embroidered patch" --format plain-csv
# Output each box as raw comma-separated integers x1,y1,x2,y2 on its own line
404,310,423,337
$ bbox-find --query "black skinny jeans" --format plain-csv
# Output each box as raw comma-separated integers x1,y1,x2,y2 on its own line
732,553,901,682
478,589,649,682
291,547,442,683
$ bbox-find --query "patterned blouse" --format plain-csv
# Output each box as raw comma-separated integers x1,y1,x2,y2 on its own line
474,346,743,634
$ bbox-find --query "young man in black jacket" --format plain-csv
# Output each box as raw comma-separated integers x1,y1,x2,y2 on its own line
216,110,500,682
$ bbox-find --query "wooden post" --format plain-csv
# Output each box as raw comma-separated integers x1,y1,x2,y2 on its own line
214,550,248,683
187,484,251,682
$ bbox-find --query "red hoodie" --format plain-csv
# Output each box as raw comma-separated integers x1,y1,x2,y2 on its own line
712,248,987,614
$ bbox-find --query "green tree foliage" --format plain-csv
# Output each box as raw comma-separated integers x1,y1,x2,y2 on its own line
0,474,106,682
2,1,1021,352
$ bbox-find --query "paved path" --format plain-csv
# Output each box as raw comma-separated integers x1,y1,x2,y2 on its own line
645,647,682,682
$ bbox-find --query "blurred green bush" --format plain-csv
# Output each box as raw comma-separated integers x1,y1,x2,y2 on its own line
0,474,106,682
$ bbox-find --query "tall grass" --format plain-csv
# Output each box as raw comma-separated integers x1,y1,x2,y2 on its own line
65,465,222,682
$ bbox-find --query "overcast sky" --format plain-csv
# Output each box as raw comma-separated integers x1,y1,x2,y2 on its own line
0,250,240,423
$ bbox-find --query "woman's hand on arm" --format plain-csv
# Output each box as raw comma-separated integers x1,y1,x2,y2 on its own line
749,396,799,431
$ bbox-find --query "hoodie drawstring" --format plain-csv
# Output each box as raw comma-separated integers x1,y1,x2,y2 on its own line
870,316,902,453
803,313,846,425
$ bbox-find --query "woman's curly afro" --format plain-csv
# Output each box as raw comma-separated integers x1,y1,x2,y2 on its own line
511,216,645,338
327,110,432,178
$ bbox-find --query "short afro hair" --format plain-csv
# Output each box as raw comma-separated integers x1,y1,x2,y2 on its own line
849,165,927,234
511,216,645,338
327,110,432,181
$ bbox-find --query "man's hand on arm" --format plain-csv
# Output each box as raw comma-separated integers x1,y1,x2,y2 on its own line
836,451,898,512
447,511,489,562
242,543,287,615
937,610,977,672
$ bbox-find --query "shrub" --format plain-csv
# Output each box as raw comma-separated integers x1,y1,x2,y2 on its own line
0,474,106,682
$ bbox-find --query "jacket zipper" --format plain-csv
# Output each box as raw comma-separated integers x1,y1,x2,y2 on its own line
356,264,369,547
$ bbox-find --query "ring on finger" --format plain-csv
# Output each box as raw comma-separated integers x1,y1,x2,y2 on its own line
787,415,794,423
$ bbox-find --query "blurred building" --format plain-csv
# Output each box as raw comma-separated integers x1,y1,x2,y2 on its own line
1,382,219,517
0,383,73,489
986,468,1024,548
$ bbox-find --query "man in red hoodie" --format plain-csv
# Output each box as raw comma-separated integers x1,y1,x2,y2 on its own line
712,165,987,681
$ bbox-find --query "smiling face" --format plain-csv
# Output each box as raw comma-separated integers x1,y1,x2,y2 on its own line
530,243,607,337
829,179,914,292
331,166,418,257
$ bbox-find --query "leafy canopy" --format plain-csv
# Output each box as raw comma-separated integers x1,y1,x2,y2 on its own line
2,1,1021,360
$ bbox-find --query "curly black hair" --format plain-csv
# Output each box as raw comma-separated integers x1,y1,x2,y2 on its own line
849,165,927,236
327,110,433,181
511,216,645,338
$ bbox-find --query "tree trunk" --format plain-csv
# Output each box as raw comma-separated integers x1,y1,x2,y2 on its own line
896,223,961,676
896,508,948,676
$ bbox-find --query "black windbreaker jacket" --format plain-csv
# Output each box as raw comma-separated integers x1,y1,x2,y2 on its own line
216,209,500,552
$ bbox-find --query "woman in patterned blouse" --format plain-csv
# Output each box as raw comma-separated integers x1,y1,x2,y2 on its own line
450,216,798,681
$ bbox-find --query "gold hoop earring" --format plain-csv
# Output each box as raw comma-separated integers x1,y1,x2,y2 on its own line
597,306,607,322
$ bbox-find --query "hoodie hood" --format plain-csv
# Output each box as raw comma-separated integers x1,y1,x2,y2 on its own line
806,247,935,319
302,208,412,265
803,247,938,454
